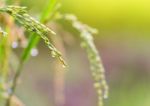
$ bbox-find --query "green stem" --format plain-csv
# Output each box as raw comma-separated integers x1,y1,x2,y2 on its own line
5,61,24,106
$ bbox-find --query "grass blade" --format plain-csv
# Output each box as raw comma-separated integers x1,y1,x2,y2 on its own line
21,33,40,62
0,5,66,66
40,0,60,22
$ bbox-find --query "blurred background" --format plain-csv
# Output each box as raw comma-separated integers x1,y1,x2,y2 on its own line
8,0,150,106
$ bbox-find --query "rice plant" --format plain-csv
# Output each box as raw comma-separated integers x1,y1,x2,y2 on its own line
0,0,108,106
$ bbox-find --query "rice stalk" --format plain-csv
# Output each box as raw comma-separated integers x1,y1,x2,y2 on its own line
0,5,67,67
0,5,67,106
58,14,109,106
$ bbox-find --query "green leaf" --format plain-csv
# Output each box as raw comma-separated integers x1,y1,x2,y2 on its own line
21,0,62,64
40,0,60,22
0,5,66,66
21,33,40,62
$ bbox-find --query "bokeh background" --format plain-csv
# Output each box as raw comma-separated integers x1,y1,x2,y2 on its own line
10,0,150,106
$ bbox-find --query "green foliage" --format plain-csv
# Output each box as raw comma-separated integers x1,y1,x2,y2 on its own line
0,1,108,106
40,0,60,22
0,6,66,66
21,33,39,62
21,0,61,64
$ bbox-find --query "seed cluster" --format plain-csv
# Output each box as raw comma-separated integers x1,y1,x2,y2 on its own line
64,14,109,106
0,6,67,67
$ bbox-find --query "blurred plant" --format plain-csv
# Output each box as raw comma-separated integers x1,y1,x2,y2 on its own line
0,27,7,36
55,14,109,106
0,0,108,106
66,14,108,104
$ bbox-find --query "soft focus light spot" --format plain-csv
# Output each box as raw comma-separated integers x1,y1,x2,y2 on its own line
30,48,39,57
12,41,18,48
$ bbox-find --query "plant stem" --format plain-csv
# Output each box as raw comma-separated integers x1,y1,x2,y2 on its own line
5,61,24,106
51,30,66,106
